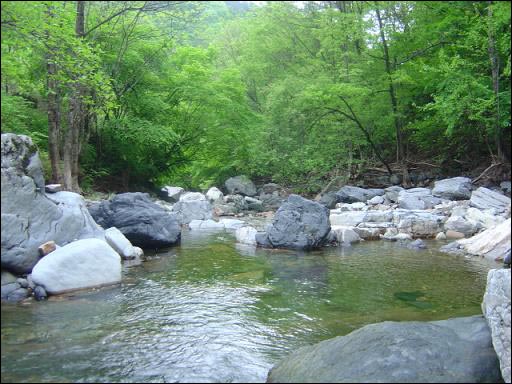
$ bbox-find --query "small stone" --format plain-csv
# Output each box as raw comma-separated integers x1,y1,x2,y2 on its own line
16,278,29,288
45,184,62,193
445,230,465,239
34,285,47,301
38,241,57,256
436,232,447,240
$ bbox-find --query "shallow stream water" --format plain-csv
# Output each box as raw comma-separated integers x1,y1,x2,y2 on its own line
1,230,498,383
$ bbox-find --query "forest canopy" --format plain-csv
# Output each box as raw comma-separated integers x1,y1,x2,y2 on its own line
1,1,510,194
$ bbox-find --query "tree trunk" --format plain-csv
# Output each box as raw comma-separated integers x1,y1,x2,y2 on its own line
487,1,505,162
375,3,409,186
46,4,62,184
63,0,86,192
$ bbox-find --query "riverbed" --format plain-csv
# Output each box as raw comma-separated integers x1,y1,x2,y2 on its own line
1,230,499,383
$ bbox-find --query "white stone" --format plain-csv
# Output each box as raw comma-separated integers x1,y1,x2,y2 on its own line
219,218,246,229
31,238,121,294
188,219,224,230
458,218,511,262
235,226,258,245
330,226,360,244
435,232,447,240
179,192,206,201
482,269,511,383
330,211,367,226
335,202,367,211
105,227,136,259
206,187,224,203
368,195,384,205
466,207,505,230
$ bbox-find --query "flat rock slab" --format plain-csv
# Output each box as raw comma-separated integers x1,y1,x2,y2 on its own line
267,315,501,383
31,238,121,295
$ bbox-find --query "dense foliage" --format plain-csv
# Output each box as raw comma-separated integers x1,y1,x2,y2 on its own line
1,1,510,193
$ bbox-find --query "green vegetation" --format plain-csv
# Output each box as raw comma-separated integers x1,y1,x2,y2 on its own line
1,1,510,194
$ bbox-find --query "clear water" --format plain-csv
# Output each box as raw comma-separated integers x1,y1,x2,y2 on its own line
1,230,498,383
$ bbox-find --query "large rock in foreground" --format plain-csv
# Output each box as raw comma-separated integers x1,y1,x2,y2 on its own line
1,133,103,274
88,192,181,248
31,238,121,294
482,268,511,383
256,194,330,250
267,316,501,383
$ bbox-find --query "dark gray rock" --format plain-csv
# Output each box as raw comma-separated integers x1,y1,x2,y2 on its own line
6,287,29,302
406,239,427,250
259,192,286,211
88,192,181,248
335,186,385,203
267,315,501,383
1,282,20,300
432,177,472,200
257,194,330,250
159,186,184,203
34,285,47,301
318,191,338,209
225,175,257,196
1,133,104,274
244,196,264,211
16,278,28,288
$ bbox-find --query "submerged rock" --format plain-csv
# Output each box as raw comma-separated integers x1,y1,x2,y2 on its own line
267,316,501,383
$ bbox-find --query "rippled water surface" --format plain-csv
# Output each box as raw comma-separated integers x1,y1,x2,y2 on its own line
1,230,498,383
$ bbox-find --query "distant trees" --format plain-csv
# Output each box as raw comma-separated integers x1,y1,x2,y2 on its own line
1,1,510,193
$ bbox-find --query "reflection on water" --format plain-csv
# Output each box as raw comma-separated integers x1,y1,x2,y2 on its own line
1,230,497,383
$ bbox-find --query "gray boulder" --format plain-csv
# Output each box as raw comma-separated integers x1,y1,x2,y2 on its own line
470,187,511,214
500,181,511,195
397,188,442,210
205,187,224,203
256,194,330,250
482,268,511,383
31,238,121,295
267,316,501,383
225,175,257,196
88,192,181,248
432,177,472,200
335,186,385,203
318,191,338,209
384,185,404,203
172,192,213,224
393,209,445,238
444,215,480,237
1,133,103,274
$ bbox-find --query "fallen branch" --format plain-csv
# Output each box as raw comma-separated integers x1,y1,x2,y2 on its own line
472,162,503,184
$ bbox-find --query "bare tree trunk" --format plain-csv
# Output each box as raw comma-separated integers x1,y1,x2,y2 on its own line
375,3,410,186
46,4,62,184
63,0,86,192
487,1,505,162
